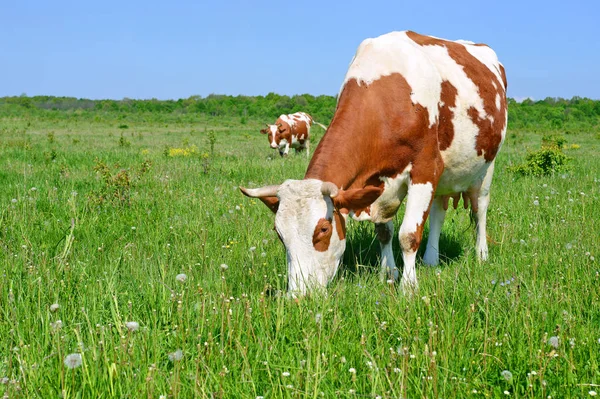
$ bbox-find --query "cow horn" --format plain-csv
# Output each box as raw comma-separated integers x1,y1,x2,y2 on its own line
265,123,270,128
321,182,339,198
240,185,280,198
276,123,282,127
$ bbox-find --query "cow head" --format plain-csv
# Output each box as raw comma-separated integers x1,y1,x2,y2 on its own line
240,179,382,296
259,123,288,155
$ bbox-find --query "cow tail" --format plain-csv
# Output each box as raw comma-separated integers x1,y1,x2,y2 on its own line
312,121,328,131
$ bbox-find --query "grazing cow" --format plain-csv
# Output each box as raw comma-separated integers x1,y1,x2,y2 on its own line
260,112,314,157
242,31,508,295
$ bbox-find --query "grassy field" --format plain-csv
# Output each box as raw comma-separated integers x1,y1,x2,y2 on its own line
1,113,599,398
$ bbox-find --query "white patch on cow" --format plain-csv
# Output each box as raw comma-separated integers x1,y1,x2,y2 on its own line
402,42,501,195
274,179,346,295
399,182,433,237
342,31,442,127
268,125,278,148
280,114,296,128
495,93,501,110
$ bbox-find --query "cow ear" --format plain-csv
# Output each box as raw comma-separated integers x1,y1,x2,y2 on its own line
256,196,279,213
332,186,382,212
240,186,280,214
260,129,267,134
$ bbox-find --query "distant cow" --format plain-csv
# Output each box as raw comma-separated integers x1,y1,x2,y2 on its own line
260,112,314,157
242,31,507,295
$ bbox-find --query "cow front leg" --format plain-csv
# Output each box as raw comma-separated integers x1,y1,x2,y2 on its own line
375,221,398,281
423,196,446,266
398,181,435,292
283,143,290,157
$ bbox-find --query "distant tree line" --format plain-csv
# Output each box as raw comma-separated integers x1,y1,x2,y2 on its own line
1,94,599,131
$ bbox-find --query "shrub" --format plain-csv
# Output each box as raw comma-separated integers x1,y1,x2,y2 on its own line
510,146,570,177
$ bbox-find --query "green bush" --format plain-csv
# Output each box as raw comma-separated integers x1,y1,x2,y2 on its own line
510,146,570,177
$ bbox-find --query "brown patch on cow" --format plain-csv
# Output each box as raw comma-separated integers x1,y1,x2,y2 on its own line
400,231,420,252
306,73,437,197
498,64,508,89
406,31,507,162
312,218,333,252
438,80,458,151
333,210,346,240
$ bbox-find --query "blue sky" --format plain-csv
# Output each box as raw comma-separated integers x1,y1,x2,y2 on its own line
1,0,598,100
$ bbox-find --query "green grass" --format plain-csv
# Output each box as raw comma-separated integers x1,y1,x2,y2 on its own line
1,114,599,398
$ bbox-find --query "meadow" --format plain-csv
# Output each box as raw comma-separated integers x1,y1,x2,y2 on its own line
0,106,599,398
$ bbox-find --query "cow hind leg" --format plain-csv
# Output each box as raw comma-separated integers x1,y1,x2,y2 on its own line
423,196,446,266
375,221,398,281
474,162,495,261
398,180,435,292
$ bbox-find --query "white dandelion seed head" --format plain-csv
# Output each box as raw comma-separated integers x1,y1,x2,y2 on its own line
175,273,187,283
349,367,356,374
282,371,290,377
1,377,9,384
11,198,17,203
533,200,539,206
64,353,82,369
50,303,60,312
125,321,139,332
249,246,256,252
168,349,183,362
51,320,63,331
220,263,229,270
501,370,513,382
315,313,322,324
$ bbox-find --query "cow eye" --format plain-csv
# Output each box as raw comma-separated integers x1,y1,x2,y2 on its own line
320,226,328,233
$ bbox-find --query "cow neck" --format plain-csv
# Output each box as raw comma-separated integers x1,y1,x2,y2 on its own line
304,77,418,191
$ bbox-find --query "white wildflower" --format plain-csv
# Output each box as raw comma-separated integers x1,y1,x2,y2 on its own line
315,313,322,324
50,303,60,312
64,353,82,369
249,246,256,252
589,391,597,396
125,321,139,332
220,263,229,270
168,349,183,362
548,336,560,348
175,273,187,283
282,371,290,377
51,320,63,331
349,367,356,374
501,370,513,382
533,200,539,206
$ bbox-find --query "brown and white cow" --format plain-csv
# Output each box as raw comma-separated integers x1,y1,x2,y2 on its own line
260,112,313,157
242,31,508,295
